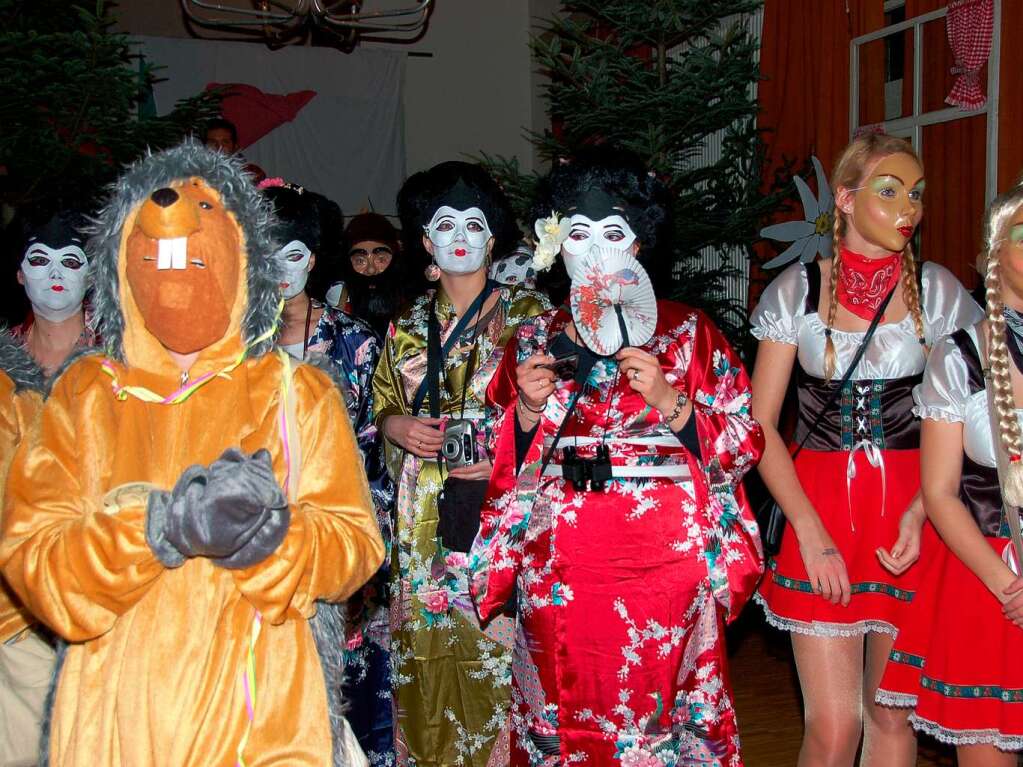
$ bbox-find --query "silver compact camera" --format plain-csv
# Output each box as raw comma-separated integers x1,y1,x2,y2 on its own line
441,420,479,469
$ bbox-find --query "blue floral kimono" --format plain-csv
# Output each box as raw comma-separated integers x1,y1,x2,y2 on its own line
292,304,396,764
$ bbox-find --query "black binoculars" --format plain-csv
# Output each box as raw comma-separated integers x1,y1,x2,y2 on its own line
561,445,612,492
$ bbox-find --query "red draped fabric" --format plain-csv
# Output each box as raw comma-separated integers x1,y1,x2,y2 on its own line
752,1,883,304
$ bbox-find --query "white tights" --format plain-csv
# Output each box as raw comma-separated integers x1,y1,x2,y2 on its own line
792,632,916,767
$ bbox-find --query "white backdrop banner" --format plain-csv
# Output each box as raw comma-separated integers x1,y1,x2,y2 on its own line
137,36,405,216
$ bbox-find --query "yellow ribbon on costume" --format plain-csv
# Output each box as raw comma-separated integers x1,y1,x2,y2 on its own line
100,299,283,405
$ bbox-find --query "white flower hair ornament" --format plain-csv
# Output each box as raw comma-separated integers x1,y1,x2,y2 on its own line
532,212,570,272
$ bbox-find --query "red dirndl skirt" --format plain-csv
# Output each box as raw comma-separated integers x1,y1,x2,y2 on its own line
877,536,1023,750
756,447,926,636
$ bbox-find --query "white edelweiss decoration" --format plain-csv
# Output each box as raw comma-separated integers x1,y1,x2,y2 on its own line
532,212,570,272
760,155,835,269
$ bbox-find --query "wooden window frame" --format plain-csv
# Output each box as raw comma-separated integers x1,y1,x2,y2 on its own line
850,0,1001,203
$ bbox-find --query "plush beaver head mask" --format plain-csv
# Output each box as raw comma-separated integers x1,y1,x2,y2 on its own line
126,179,242,354
88,142,280,372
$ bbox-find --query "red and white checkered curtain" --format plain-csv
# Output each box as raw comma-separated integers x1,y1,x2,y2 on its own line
945,0,994,110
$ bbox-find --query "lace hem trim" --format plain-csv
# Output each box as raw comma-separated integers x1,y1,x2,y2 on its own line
874,688,918,708
910,714,1023,752
753,593,898,638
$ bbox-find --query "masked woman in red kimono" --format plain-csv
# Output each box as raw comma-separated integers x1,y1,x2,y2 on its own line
751,134,982,766
469,149,765,766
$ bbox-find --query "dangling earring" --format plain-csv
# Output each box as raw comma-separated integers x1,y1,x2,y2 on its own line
423,224,441,281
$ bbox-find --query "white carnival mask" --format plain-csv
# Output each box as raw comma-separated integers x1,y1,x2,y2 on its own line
275,239,312,299
425,206,492,274
561,214,637,280
21,243,89,322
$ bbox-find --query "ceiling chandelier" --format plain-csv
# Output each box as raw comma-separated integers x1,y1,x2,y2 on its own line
180,0,433,49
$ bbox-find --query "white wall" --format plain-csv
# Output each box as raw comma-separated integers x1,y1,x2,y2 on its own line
115,0,558,178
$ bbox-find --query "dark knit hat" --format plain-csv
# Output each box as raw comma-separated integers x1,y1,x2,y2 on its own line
344,213,400,254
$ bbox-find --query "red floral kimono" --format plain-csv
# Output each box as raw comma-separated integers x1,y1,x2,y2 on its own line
470,303,764,766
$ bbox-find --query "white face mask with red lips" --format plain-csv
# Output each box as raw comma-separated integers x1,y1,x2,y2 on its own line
275,239,313,300
561,214,637,280
21,243,89,322
425,206,492,275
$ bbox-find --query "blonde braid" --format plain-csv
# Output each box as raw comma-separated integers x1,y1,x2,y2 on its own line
822,208,843,380
900,243,928,354
983,187,1023,505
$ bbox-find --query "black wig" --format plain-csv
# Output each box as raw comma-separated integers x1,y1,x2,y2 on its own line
397,161,520,271
3,206,90,326
530,147,669,257
262,184,322,254
527,147,669,305
262,183,344,302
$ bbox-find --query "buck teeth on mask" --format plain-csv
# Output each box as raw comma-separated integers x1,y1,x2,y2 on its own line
157,237,188,270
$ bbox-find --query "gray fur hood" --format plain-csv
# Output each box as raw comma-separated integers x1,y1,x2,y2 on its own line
87,141,281,362
0,332,44,393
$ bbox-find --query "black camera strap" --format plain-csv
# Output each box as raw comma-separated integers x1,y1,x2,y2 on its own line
536,391,583,480
412,279,498,418
534,337,597,480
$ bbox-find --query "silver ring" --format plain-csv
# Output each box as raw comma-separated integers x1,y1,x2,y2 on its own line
417,439,423,449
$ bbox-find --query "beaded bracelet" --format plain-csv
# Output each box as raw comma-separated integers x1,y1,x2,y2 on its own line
663,391,688,424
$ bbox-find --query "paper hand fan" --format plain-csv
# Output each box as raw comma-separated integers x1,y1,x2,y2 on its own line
569,246,657,356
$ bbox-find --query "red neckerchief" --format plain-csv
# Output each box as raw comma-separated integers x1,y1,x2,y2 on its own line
836,246,901,322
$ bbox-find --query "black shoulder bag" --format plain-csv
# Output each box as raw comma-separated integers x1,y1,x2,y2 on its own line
758,281,897,555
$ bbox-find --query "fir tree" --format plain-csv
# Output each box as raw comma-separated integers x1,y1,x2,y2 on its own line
484,0,778,341
0,0,221,211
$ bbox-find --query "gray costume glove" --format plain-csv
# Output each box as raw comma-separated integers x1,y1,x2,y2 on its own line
146,447,290,569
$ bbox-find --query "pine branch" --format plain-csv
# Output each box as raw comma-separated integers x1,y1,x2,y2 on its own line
0,0,221,210
485,0,783,347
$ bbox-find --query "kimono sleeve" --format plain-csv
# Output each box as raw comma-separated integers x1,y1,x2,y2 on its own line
372,321,408,427
484,333,522,455
342,327,394,559
683,311,765,486
680,311,766,620
472,331,546,621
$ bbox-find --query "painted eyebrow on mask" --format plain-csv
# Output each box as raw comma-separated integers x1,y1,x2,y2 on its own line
27,245,84,261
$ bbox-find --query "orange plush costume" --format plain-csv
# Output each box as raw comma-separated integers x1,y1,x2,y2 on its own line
0,335,48,767
0,340,43,645
0,144,384,766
